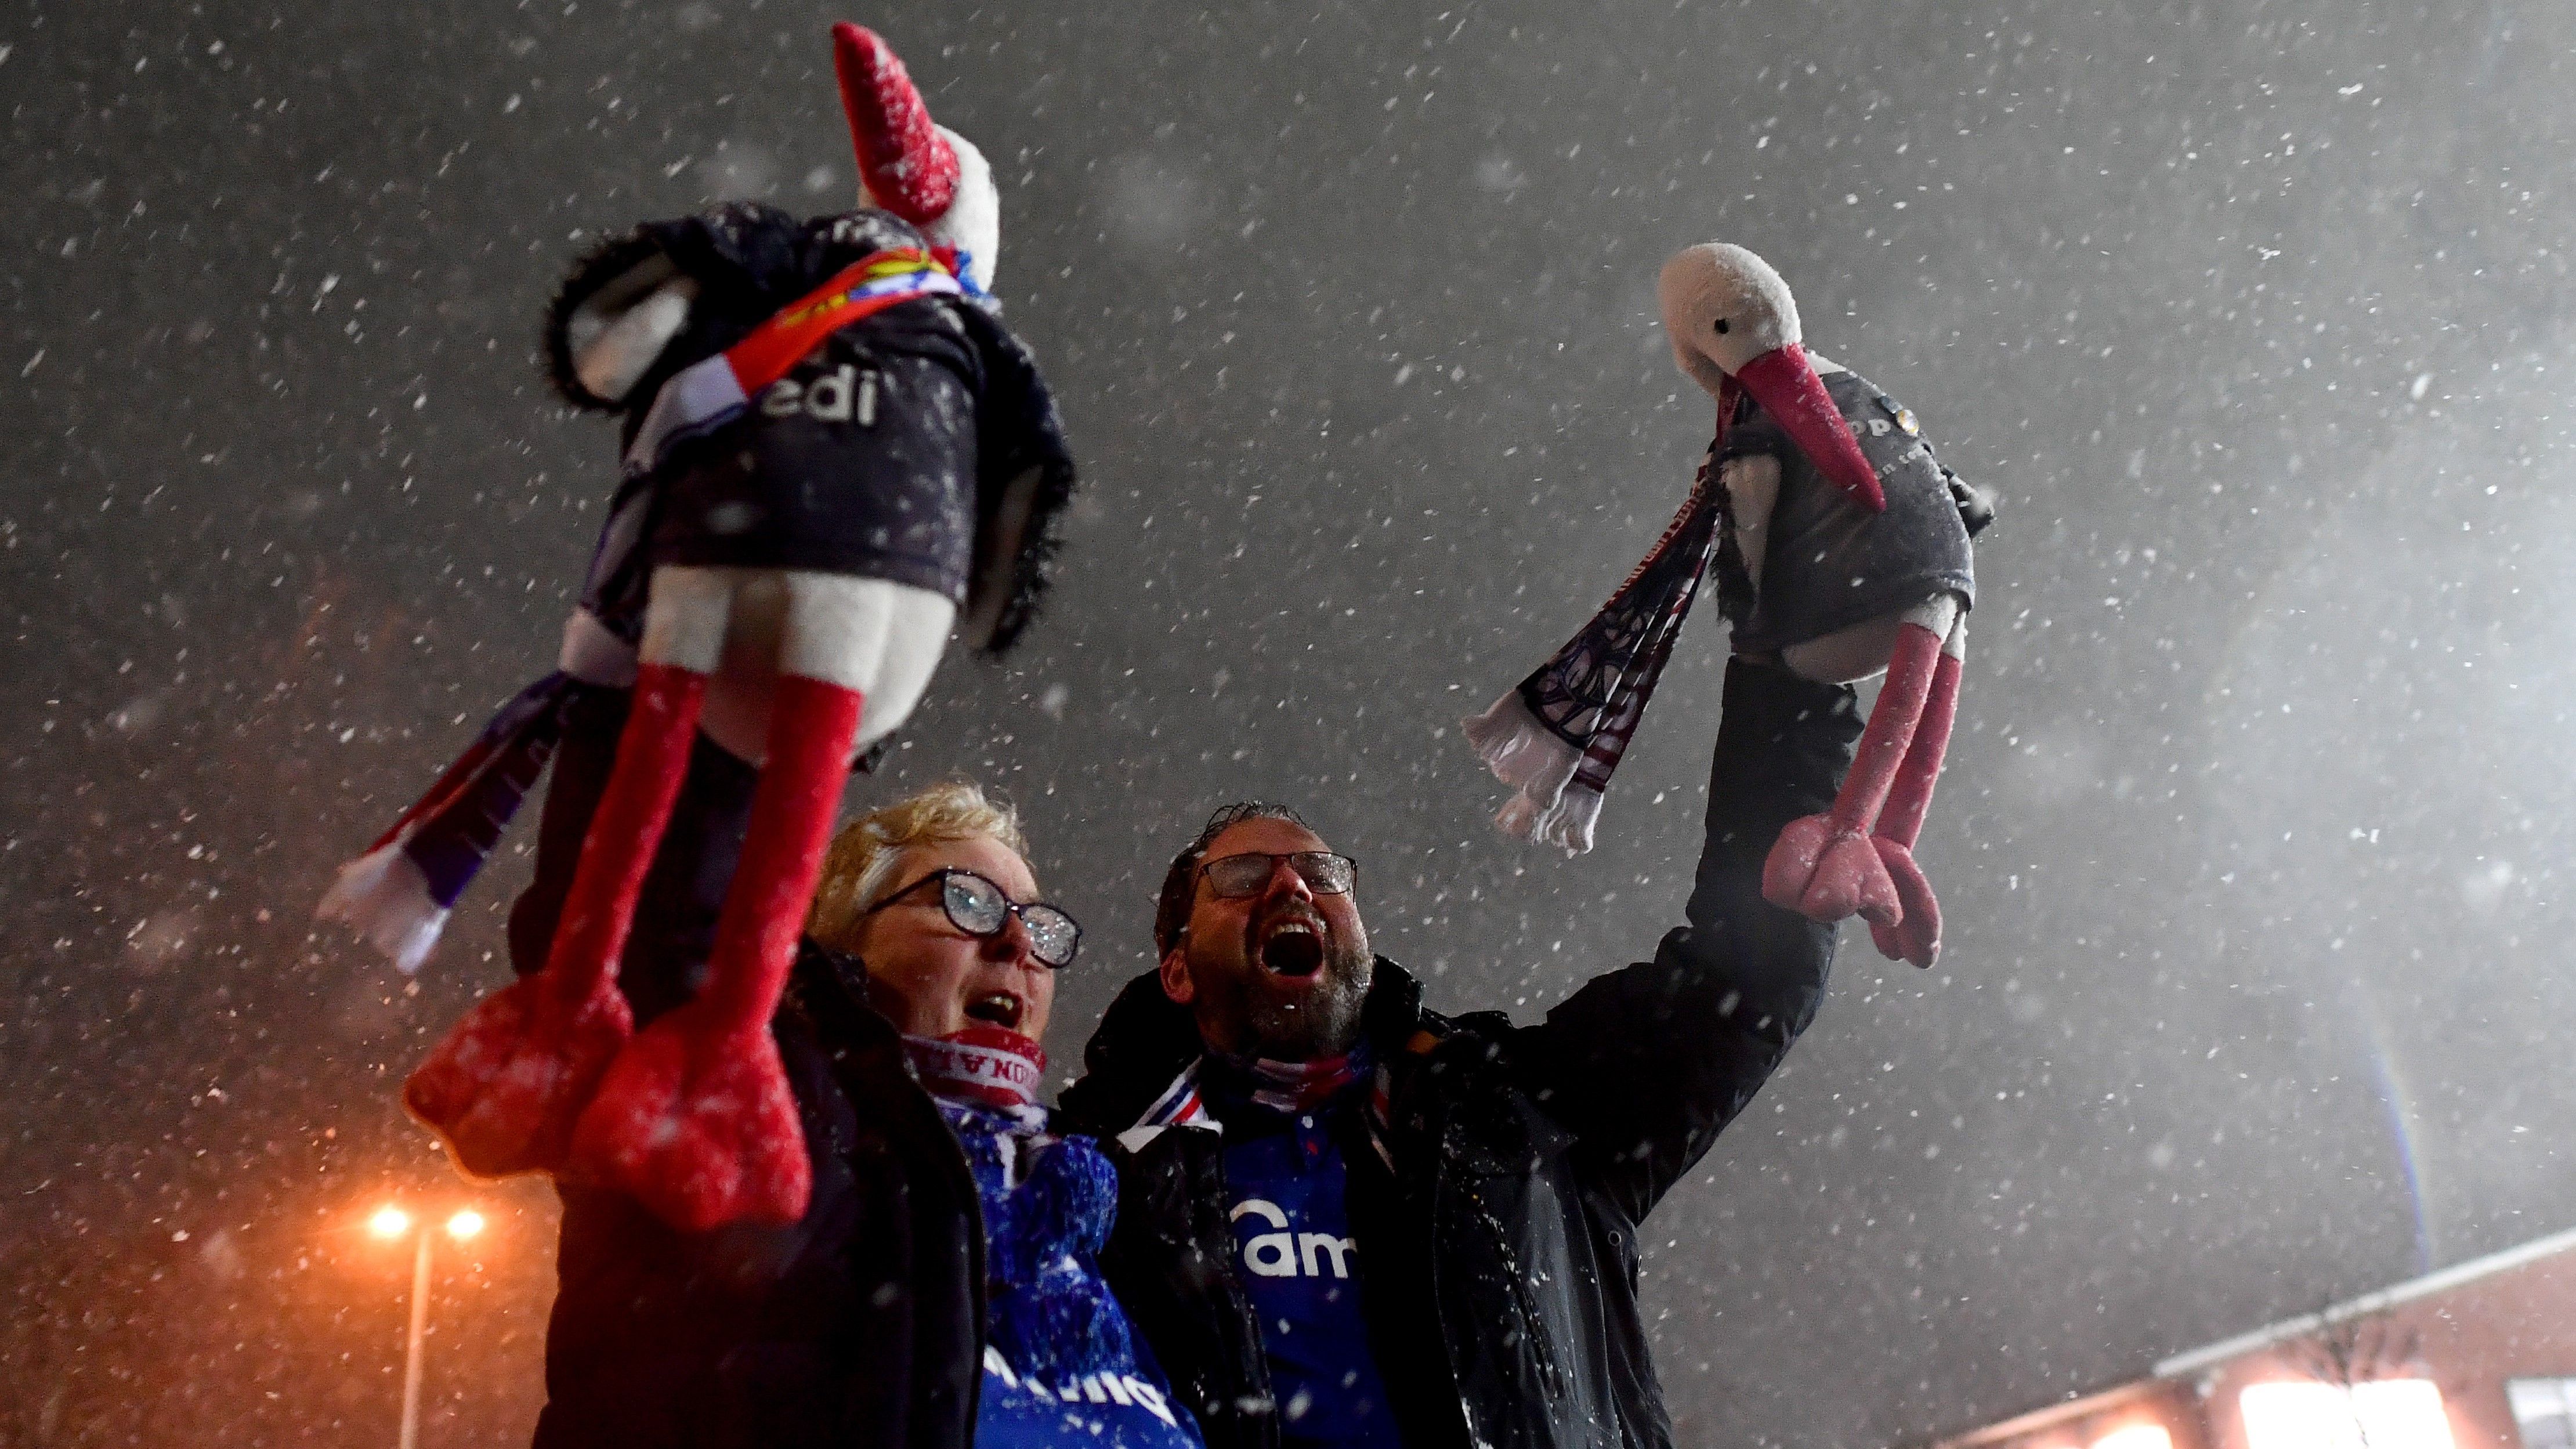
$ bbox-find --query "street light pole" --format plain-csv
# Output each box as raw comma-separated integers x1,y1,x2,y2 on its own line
367,1204,481,1449
398,1227,432,1449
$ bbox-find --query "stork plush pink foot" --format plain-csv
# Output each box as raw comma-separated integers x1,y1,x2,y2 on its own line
1868,837,1942,969
569,1006,809,1231
1763,815,1902,927
404,973,634,1179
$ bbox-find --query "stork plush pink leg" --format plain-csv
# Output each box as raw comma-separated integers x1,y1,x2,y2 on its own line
1867,637,1961,968
403,663,705,1178
570,671,859,1231
1763,620,1946,928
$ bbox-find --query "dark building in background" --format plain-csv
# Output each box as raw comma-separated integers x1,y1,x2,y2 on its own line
1928,1226,2576,1449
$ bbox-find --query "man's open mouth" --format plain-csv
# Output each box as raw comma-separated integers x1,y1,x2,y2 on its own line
963,992,1025,1031
1257,919,1326,979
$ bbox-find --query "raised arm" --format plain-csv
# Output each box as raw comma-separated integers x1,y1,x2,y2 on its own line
1507,657,1862,1224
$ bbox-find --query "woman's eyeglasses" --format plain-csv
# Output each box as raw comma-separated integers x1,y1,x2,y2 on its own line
1198,851,1358,899
865,868,1082,968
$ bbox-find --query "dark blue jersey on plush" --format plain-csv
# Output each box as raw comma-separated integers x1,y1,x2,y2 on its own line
937,1099,1204,1449
1211,1097,1405,1449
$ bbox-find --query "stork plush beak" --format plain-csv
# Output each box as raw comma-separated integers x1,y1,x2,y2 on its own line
832,22,959,226
1734,342,1887,514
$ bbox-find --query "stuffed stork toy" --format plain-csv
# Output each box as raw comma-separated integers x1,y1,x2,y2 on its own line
320,24,1073,1230
1466,242,1989,967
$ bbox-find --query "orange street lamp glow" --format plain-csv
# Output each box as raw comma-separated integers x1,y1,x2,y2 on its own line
361,1197,487,1449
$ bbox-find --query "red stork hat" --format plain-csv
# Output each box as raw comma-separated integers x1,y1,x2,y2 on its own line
831,22,959,226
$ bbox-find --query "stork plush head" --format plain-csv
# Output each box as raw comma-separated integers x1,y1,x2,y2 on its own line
1659,242,1885,513
833,23,999,294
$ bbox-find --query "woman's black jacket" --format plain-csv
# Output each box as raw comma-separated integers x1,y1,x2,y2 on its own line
506,689,985,1449
1055,661,1865,1449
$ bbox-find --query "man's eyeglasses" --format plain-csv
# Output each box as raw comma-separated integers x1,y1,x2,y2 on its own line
865,868,1082,969
1198,851,1358,899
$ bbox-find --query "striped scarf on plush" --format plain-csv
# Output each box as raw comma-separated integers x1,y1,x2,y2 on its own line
1461,377,1745,855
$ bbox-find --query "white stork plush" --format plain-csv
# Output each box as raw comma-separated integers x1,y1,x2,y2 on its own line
325,23,1073,1231
1468,242,1989,967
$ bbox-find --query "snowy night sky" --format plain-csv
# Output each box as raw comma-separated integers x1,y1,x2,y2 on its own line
4,1,2572,1444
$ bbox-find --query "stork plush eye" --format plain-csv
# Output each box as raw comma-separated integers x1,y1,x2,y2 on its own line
1713,317,1732,334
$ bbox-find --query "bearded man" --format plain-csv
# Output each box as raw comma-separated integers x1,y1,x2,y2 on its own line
1057,659,1868,1449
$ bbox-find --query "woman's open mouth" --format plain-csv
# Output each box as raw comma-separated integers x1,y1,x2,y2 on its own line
963,991,1025,1031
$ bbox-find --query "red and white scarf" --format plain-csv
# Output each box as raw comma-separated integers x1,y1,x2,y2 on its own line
903,1025,1048,1121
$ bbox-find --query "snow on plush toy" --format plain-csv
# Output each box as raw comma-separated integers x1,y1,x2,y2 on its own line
1466,242,1990,967
319,23,1074,1230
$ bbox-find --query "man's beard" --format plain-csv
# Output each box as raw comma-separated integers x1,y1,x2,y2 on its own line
1190,904,1372,1061
1242,943,1370,1059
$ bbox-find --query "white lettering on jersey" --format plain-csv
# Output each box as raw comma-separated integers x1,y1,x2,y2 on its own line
1298,1233,1354,1278
1229,1198,1356,1280
759,366,880,426
982,1347,1180,1428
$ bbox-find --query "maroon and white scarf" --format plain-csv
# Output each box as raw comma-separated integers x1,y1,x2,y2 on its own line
1462,379,1743,854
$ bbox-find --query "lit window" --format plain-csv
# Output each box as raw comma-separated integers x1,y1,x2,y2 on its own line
2093,1425,2173,1449
2509,1378,2576,1449
2239,1380,2456,1449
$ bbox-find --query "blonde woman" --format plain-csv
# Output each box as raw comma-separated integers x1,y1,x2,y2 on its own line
528,778,1199,1449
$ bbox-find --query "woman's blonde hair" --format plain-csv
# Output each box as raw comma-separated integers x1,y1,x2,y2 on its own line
806,780,1029,949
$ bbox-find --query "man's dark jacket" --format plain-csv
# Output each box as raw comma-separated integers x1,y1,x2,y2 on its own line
1057,661,1864,1449
509,691,987,1449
